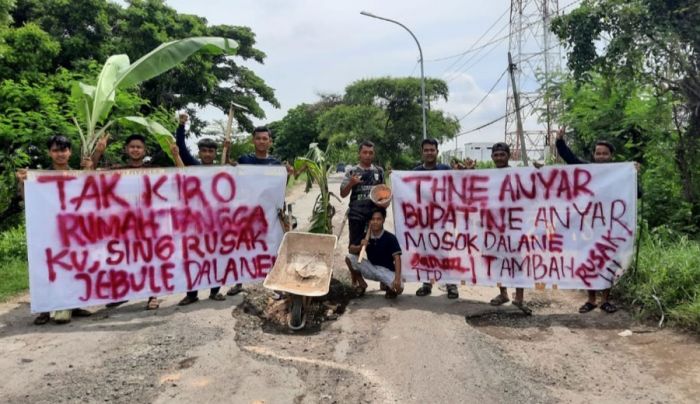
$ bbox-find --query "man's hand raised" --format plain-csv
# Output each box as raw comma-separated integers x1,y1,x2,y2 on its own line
556,127,566,141
15,168,27,183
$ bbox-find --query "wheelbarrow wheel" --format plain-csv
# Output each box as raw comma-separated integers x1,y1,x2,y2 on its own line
288,295,306,330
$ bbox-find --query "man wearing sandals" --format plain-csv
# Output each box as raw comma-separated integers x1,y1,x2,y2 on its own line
175,113,228,305
412,139,460,300
95,133,184,310
16,135,94,325
468,143,532,315
555,128,640,314
340,141,385,294
345,208,403,298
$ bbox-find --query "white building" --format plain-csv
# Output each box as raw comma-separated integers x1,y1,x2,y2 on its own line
464,142,495,161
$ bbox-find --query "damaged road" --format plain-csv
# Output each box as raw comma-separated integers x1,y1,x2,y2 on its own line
1,174,699,403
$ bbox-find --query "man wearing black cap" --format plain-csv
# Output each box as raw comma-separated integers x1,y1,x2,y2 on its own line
413,138,461,299
471,142,532,315
175,113,227,305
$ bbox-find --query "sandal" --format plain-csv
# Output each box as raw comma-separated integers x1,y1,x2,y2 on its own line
600,302,618,313
490,294,510,306
226,284,243,296
209,293,226,301
446,284,459,299
512,300,532,316
178,296,199,306
578,302,597,313
416,283,432,297
106,300,128,308
72,308,92,317
146,297,159,310
33,312,50,325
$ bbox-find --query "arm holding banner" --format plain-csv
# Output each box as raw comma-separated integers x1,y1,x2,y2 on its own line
90,133,110,169
169,142,185,168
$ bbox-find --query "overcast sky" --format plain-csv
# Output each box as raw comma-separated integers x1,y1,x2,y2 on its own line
165,0,573,153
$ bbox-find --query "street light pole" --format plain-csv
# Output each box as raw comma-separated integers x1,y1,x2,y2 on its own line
360,11,427,140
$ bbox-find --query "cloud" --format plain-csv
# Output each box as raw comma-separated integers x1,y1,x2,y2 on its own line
164,0,555,153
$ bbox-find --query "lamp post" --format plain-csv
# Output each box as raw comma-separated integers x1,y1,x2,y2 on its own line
360,11,427,140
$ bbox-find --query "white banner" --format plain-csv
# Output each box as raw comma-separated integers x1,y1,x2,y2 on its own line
25,165,286,312
391,163,637,289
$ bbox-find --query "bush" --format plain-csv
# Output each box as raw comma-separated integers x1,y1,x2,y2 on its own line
0,222,27,261
616,226,700,332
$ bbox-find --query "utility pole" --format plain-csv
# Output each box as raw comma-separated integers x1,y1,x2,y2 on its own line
504,0,563,162
508,52,528,166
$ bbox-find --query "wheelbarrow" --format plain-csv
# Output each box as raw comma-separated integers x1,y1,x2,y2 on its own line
263,232,338,330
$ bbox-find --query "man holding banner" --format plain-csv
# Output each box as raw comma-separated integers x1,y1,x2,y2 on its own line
483,142,531,315
555,128,639,314
22,136,288,316
391,137,636,316
413,139,461,300
175,112,228,305
228,126,293,298
15,135,94,325
103,133,184,310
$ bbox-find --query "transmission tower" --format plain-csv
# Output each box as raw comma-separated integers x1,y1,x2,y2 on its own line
504,0,564,162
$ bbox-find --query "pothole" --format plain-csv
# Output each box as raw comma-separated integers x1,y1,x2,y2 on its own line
233,279,355,336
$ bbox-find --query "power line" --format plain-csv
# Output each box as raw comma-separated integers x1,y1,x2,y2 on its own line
456,68,508,122
433,0,582,78
443,26,509,82
445,34,505,83
456,96,541,137
428,6,510,63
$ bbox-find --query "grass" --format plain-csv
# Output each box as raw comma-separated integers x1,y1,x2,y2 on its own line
0,258,28,301
0,221,29,300
616,227,700,332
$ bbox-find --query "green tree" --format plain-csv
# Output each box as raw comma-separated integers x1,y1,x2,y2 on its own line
552,0,700,228
0,22,59,80
9,0,279,133
317,104,387,164
342,77,460,167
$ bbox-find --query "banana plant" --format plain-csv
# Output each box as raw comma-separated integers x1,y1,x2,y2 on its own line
293,143,341,234
72,37,237,161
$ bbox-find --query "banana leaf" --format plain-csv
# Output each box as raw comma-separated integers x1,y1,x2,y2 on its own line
116,37,237,89
72,37,238,159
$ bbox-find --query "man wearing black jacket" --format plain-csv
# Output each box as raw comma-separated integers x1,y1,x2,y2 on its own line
555,128,640,314
175,112,228,305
